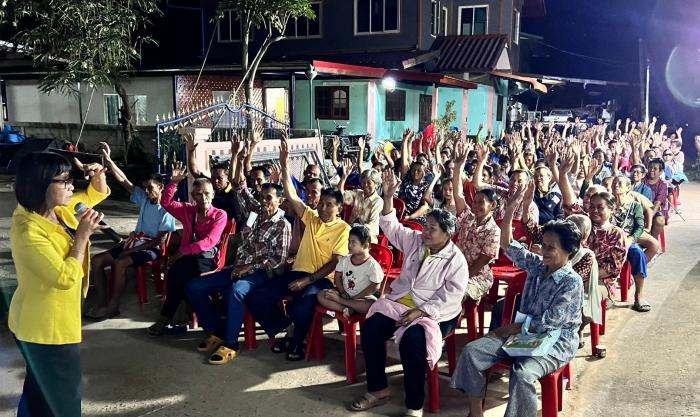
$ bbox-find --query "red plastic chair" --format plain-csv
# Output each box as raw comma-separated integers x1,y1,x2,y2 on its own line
393,197,406,219
425,313,463,413
659,229,666,253
305,305,366,384
489,220,530,305
132,232,172,310
485,360,572,417
370,244,394,296
342,203,354,223
619,260,632,302
589,297,607,356
399,219,424,231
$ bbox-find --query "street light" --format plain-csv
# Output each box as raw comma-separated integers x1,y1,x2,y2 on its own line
305,66,317,129
382,76,397,92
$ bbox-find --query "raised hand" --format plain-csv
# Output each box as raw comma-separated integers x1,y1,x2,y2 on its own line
544,146,558,166
73,157,106,180
475,143,489,162
280,130,289,166
332,136,340,151
357,135,366,150
269,164,281,184
99,142,112,162
341,158,354,179
252,124,265,144
183,132,198,152
403,128,414,144
170,161,188,182
453,140,468,165
382,169,401,197
505,183,527,213
431,162,443,179
586,158,600,179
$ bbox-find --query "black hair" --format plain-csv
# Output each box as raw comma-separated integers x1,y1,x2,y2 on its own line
211,164,229,174
349,225,372,246
320,187,344,206
499,154,511,165
15,152,72,213
630,164,647,173
591,191,616,208
648,158,665,170
261,182,283,196
509,169,531,180
305,177,323,188
250,165,270,178
482,164,494,177
426,208,457,235
542,220,582,257
476,188,501,213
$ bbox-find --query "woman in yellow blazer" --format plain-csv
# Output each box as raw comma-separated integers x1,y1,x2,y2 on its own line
9,152,110,417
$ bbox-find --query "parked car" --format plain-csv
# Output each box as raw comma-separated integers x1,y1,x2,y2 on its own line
543,109,574,125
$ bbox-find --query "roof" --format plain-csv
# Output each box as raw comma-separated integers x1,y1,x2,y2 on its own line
279,49,425,70
431,35,511,73
489,71,548,93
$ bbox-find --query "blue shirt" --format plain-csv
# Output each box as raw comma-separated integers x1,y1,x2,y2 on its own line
506,241,583,362
632,183,653,201
130,187,176,238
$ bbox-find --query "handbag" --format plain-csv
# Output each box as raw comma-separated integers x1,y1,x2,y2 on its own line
501,315,561,357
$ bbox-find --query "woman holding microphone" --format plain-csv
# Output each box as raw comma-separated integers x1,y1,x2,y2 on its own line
9,151,110,417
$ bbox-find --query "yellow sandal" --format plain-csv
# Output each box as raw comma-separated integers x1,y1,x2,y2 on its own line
197,335,223,352
208,345,238,365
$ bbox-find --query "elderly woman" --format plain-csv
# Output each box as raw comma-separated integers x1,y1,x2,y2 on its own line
9,152,109,416
338,165,383,242
452,143,501,302
349,170,468,417
450,186,583,417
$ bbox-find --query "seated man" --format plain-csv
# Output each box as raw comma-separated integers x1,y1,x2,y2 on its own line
88,143,176,320
147,162,228,336
186,181,291,364
246,133,350,361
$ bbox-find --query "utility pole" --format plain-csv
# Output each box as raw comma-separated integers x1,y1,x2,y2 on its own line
638,38,650,123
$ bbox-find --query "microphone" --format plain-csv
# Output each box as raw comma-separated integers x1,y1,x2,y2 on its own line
74,203,123,243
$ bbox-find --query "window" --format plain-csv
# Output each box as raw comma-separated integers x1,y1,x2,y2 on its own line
315,86,349,120
385,90,406,121
496,95,504,122
431,2,448,36
355,0,399,34
512,9,521,44
218,10,242,42
458,6,488,36
285,2,321,38
104,94,147,126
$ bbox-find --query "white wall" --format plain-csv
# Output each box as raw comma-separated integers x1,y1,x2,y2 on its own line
6,76,175,125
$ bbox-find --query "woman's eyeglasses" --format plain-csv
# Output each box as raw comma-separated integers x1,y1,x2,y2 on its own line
51,177,74,189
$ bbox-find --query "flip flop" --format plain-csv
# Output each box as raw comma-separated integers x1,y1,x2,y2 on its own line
208,345,238,365
632,300,651,312
347,392,391,412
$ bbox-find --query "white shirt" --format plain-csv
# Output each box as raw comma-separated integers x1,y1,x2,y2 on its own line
335,254,384,297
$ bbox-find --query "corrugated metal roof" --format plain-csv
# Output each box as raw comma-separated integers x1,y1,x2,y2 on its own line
431,35,509,73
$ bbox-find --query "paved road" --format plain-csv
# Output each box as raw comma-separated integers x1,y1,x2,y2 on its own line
0,178,698,417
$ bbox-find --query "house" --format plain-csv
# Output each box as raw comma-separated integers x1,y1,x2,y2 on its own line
0,0,547,155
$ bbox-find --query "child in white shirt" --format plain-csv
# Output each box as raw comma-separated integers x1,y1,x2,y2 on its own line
318,225,384,317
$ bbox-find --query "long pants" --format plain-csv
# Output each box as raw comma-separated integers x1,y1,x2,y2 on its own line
14,337,81,417
161,255,216,319
246,271,334,345
186,268,268,350
360,313,457,411
450,335,566,417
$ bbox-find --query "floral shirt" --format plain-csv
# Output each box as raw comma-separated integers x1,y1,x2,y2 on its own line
587,223,627,278
399,174,429,216
455,207,500,301
506,241,583,362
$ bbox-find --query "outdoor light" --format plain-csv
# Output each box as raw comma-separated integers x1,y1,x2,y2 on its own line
382,77,397,91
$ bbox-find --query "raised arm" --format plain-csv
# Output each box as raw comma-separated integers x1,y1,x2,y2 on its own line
336,158,353,192
357,136,366,172
228,136,241,185
452,140,470,216
331,136,341,170
184,132,204,178
400,128,414,177
471,143,490,190
279,131,306,218
500,184,526,251
161,161,189,221
100,142,133,194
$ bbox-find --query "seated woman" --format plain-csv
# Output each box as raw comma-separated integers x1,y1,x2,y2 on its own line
406,165,457,220
317,225,383,317
611,177,652,312
338,165,383,243
349,170,468,417
452,142,501,303
586,192,627,302
398,161,430,222
450,185,584,417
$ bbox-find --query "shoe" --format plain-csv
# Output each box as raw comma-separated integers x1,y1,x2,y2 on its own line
286,343,305,361
197,335,223,352
147,317,170,337
271,336,294,354
208,345,238,365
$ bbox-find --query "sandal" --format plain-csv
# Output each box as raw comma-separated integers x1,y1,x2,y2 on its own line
197,335,223,352
208,345,238,365
147,318,170,337
271,336,294,354
347,392,391,412
285,344,305,361
632,300,651,312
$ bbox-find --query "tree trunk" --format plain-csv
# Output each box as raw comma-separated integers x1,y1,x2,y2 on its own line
114,78,133,166
241,14,252,104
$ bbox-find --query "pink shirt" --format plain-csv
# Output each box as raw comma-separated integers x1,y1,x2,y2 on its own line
379,210,468,321
162,182,227,257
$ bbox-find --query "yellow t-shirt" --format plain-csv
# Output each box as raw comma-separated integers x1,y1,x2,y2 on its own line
292,207,350,279
9,184,110,344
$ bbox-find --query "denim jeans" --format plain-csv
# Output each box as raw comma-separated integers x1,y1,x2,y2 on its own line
186,268,268,350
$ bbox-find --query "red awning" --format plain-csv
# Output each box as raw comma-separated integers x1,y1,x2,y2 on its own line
312,60,477,90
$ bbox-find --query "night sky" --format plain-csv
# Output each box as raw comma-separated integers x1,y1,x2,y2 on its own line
522,0,699,142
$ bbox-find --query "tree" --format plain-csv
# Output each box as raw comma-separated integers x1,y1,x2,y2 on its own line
433,100,457,137
1,0,161,164
216,0,315,105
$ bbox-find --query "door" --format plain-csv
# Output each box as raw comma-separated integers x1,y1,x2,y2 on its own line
419,94,433,131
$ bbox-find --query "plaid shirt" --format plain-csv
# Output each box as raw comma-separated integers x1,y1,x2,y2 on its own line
235,186,291,272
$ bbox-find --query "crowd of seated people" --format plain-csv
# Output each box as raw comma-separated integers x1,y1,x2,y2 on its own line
89,116,685,417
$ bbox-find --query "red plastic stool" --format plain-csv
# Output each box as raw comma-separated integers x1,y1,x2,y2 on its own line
659,229,666,253
243,308,257,350
619,261,632,303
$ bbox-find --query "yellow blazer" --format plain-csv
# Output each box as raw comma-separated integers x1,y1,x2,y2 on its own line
9,184,110,345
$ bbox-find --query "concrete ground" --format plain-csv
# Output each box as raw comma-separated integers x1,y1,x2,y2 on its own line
1,177,699,417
